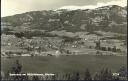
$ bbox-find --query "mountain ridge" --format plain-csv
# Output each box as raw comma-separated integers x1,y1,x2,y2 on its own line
1,5,127,34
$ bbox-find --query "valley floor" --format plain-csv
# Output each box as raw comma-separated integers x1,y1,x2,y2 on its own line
1,55,127,77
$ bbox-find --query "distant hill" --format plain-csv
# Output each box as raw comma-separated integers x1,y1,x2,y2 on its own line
1,5,127,34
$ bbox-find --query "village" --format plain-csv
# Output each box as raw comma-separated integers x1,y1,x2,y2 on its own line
1,31,127,57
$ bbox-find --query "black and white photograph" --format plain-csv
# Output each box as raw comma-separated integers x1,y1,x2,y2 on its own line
1,0,127,80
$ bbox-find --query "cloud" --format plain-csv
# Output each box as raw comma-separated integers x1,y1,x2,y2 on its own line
1,0,127,17
58,0,127,10
1,0,61,17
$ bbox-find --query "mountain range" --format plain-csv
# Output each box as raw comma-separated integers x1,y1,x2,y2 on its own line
1,5,127,34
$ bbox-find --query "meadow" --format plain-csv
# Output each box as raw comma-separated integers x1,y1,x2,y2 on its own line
2,55,127,77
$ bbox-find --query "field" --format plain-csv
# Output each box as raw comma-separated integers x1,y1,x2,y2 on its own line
1,55,127,77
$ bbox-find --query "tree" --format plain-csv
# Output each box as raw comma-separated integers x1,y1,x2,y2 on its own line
108,47,112,51
1,71,5,80
118,65,127,77
99,68,113,80
95,40,100,50
11,60,22,74
112,46,117,52
70,72,80,80
5,70,10,80
32,76,39,81
103,68,109,80
14,32,24,38
108,69,112,80
51,73,56,80
10,60,22,80
99,68,105,80
96,51,102,55
84,68,92,80
101,47,107,51
75,72,80,80
94,72,100,80
67,73,71,80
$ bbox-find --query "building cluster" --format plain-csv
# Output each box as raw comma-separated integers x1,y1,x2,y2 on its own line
1,33,126,57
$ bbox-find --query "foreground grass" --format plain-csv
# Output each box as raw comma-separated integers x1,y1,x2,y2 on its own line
1,55,127,77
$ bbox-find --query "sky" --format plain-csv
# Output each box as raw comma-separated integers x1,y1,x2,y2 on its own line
1,0,127,17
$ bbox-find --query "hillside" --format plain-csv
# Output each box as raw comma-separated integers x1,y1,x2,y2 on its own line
1,5,127,34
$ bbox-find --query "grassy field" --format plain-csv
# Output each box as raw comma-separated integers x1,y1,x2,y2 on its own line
1,55,127,77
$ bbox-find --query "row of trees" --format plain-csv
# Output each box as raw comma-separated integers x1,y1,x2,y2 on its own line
99,46,121,53
95,41,122,53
